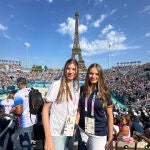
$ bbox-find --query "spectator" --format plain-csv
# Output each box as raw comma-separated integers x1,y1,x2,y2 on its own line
0,93,14,119
113,117,120,137
115,114,134,143
10,77,37,150
0,93,15,150
131,115,144,136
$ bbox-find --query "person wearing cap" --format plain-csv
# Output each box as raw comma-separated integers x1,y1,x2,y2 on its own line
10,77,37,150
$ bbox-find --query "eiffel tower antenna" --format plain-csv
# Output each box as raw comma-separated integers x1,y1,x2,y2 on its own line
71,10,87,72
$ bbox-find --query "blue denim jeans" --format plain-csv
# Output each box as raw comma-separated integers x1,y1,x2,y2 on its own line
52,136,75,150
19,125,34,150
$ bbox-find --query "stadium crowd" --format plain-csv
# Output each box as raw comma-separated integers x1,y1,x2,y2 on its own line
0,62,149,103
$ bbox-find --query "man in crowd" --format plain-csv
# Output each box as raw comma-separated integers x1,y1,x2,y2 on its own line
10,77,37,150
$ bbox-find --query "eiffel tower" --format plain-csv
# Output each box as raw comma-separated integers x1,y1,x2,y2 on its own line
71,11,87,72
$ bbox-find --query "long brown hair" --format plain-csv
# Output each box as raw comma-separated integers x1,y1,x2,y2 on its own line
121,114,132,128
82,63,111,108
56,59,79,103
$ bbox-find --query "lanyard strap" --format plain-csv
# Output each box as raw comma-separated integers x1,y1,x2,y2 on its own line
85,90,97,117
67,81,77,115
73,81,77,105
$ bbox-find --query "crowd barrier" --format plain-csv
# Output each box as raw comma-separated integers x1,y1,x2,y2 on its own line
112,141,150,150
73,141,150,150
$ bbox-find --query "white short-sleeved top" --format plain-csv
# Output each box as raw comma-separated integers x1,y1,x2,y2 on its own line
45,79,80,136
0,99,14,114
120,125,131,140
0,99,14,120
14,87,37,128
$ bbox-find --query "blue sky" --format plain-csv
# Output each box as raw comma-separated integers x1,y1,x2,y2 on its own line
0,0,150,69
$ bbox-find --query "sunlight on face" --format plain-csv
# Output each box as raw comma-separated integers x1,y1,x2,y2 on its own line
66,63,77,82
88,67,99,84
121,117,127,125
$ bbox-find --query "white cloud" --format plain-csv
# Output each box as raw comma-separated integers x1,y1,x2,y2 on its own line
94,0,104,5
0,24,10,39
106,30,126,44
140,5,150,14
79,36,139,56
58,17,139,57
107,32,122,43
0,24,7,31
74,28,139,56
57,17,87,39
110,9,117,15
85,14,92,21
145,32,150,37
79,38,112,56
101,24,114,34
92,14,106,28
3,32,10,39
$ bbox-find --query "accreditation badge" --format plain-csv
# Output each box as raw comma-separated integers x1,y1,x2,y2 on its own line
63,115,75,136
85,117,95,134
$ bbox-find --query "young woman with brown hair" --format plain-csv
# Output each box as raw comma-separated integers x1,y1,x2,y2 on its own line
78,63,114,150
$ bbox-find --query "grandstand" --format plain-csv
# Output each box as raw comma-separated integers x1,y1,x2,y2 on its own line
0,61,150,110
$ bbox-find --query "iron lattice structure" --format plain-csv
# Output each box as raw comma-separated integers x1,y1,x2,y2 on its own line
71,11,87,72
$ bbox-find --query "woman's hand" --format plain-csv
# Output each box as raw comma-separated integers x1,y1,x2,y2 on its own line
105,140,113,150
44,137,54,150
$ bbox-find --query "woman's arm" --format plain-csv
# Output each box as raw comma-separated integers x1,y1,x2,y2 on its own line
106,106,114,142
116,126,129,139
105,106,114,150
42,102,54,150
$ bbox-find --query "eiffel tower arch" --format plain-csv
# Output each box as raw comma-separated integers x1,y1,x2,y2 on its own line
71,11,87,72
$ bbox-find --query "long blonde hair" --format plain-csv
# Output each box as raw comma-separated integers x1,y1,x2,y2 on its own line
56,59,79,103
82,63,111,108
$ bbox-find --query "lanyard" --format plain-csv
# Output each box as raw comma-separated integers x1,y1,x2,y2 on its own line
73,81,77,106
67,81,77,115
85,90,97,117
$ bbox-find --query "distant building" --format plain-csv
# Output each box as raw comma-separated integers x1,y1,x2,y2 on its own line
0,59,22,72
0,59,21,65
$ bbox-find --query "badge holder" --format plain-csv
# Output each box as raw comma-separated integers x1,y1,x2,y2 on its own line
85,117,95,135
63,115,75,136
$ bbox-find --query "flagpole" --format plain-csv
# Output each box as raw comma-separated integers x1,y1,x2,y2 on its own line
24,42,30,68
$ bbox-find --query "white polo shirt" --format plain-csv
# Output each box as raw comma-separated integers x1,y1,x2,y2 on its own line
46,79,80,136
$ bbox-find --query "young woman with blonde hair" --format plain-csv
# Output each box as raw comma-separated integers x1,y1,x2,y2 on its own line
42,59,80,150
